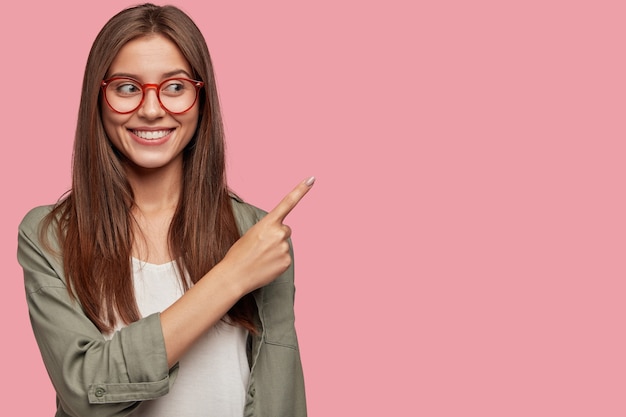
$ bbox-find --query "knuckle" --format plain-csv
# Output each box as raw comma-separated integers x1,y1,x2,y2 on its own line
284,192,298,207
280,241,290,255
279,253,292,270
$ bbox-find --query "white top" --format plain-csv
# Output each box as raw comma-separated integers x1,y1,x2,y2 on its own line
124,258,250,417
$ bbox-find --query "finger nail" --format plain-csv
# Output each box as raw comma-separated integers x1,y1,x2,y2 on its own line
305,176,316,186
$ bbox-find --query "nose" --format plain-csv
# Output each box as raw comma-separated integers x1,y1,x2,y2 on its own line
137,86,166,119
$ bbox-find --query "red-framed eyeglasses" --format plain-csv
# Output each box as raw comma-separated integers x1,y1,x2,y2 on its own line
101,77,204,114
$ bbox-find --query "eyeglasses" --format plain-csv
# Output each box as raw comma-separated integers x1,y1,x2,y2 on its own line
101,77,204,114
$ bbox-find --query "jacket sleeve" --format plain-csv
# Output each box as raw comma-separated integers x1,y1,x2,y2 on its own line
230,197,307,416
17,207,177,417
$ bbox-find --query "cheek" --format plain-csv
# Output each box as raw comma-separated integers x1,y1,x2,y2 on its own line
101,113,114,137
100,108,127,147
180,109,201,138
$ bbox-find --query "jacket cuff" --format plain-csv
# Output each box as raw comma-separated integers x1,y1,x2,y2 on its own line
88,375,171,403
88,313,174,403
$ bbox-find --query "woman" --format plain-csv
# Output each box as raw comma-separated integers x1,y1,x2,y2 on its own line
17,3,311,417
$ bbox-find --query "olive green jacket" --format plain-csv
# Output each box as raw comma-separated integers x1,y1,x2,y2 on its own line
17,196,307,417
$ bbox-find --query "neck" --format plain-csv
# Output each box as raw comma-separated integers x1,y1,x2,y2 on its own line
125,159,183,264
125,159,183,214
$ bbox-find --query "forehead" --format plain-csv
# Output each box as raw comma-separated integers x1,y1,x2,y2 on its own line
107,34,192,78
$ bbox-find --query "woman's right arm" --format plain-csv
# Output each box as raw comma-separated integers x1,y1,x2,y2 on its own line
18,206,174,417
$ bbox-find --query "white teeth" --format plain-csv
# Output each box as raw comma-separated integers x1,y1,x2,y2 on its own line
132,130,172,140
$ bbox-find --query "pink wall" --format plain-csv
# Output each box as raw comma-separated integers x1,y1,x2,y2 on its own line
2,0,625,415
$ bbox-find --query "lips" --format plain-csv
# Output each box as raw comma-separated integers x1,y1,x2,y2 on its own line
130,129,174,140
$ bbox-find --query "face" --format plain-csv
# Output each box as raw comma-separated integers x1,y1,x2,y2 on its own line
101,34,200,173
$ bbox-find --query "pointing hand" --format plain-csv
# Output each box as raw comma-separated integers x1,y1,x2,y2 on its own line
220,177,315,294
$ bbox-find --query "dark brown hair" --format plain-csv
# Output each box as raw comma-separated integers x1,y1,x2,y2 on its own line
43,3,255,333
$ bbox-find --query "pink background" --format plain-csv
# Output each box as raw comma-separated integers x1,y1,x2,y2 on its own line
1,0,625,415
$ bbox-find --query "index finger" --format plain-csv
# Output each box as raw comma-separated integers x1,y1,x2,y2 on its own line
266,176,315,223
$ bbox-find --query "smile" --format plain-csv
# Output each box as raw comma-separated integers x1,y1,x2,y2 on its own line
131,129,174,140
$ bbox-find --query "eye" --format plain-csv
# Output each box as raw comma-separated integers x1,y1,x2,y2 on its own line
111,79,142,96
161,79,189,96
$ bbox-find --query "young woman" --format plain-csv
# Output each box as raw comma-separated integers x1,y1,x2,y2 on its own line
17,4,311,416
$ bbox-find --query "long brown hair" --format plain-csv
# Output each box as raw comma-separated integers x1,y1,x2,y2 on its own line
43,3,255,334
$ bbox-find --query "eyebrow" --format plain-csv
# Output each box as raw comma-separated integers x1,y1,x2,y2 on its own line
107,69,194,80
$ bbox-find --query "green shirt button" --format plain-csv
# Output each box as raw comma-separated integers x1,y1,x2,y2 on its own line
95,388,106,398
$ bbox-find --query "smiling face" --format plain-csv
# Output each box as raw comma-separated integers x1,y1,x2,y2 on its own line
101,34,200,175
